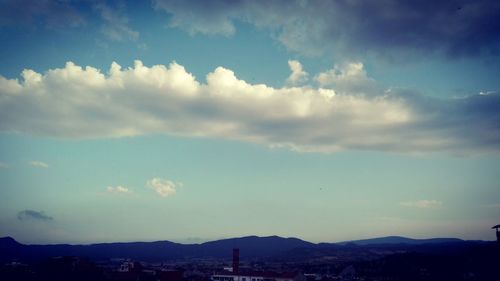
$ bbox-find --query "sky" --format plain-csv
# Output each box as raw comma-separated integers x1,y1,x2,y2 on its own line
0,0,500,244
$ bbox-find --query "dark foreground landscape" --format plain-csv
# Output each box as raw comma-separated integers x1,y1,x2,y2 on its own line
1,235,498,281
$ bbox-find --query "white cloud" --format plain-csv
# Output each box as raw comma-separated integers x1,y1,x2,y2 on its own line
0,60,499,154
286,60,308,85
400,200,442,209
29,161,49,168
147,177,182,197
315,62,379,94
106,186,132,194
316,62,366,84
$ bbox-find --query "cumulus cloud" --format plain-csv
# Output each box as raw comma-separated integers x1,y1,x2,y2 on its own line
29,161,49,168
17,210,53,221
106,186,132,194
315,62,380,94
400,200,443,208
147,178,182,197
286,60,308,85
0,60,500,154
94,3,139,42
153,0,500,59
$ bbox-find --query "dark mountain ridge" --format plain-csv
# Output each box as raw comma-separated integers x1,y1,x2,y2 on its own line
0,235,485,263
336,235,463,245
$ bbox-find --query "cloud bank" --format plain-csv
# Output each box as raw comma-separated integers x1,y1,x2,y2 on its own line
0,60,499,154
17,210,53,221
154,0,500,59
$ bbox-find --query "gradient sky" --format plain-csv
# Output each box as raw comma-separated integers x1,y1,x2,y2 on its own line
0,0,500,244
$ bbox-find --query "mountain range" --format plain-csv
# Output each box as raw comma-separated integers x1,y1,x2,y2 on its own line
0,235,480,262
335,235,464,245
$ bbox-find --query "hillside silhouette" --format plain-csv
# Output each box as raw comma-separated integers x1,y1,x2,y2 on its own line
0,235,488,262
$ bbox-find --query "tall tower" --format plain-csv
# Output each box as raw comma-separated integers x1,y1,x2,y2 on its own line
232,248,240,274
493,224,500,243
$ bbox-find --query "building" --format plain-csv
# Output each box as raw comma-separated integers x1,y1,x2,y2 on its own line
212,270,305,281
212,249,304,281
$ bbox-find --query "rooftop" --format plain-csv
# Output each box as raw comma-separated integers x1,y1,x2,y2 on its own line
214,270,300,279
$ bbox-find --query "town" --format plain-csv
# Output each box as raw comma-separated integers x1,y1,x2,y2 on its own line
1,241,498,281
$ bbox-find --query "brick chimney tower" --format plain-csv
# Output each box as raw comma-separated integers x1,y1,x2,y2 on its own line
232,248,239,274
493,224,500,243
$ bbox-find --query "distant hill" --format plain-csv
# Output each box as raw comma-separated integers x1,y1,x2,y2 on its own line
0,236,23,257
0,235,477,262
196,235,314,258
0,235,312,262
337,236,464,246
0,236,186,262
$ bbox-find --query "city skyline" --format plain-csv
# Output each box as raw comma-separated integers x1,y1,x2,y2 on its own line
0,0,499,244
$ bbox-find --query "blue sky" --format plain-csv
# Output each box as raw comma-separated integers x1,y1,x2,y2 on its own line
0,0,499,244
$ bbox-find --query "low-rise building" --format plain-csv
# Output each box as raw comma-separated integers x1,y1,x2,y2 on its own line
212,270,305,281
